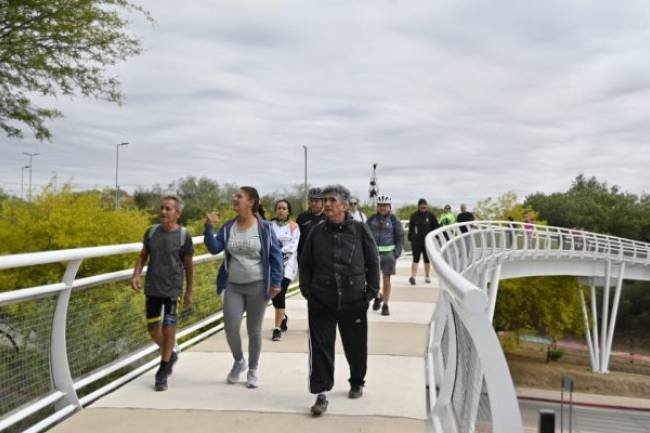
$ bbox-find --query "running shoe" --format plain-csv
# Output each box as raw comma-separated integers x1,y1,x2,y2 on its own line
310,394,328,416
226,358,247,384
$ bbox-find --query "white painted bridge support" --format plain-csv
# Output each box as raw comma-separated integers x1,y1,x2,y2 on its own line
581,262,626,373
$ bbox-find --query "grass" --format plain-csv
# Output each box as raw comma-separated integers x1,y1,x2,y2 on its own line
505,341,650,399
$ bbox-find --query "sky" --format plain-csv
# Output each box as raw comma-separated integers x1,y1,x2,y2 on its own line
2,0,650,208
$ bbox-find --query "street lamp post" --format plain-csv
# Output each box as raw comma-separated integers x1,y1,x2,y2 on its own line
115,142,129,209
20,165,30,200
22,152,40,202
303,145,308,209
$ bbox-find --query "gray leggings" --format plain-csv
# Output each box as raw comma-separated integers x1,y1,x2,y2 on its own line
223,280,268,370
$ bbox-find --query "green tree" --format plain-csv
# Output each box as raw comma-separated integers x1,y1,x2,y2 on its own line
173,176,223,222
494,276,584,342
0,184,151,290
0,0,151,140
476,191,540,222
525,175,650,241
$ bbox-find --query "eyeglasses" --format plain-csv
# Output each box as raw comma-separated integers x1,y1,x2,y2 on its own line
350,202,358,205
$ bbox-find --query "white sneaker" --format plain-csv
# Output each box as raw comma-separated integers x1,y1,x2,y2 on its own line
246,369,259,388
425,276,431,284
227,358,247,384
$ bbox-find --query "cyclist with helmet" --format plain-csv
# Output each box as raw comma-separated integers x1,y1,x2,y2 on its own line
366,194,404,316
297,187,326,258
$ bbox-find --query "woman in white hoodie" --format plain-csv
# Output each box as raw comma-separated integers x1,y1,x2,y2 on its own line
270,199,300,341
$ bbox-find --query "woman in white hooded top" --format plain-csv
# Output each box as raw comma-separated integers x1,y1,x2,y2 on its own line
270,199,300,341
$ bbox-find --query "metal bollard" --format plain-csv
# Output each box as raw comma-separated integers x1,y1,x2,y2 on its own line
539,409,556,433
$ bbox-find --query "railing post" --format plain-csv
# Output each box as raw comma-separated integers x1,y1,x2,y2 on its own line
432,295,458,419
51,259,83,410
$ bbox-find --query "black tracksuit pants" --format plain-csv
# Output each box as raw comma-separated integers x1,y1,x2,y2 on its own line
308,298,368,394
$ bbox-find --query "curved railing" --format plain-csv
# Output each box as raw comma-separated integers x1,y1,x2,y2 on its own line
424,221,650,433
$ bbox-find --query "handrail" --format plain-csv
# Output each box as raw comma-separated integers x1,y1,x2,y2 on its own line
0,235,222,433
424,220,650,433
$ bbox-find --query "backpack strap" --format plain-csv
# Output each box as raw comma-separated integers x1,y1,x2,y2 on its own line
180,226,188,246
147,224,160,240
390,214,400,232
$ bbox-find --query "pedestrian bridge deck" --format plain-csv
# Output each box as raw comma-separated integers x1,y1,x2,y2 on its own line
51,258,438,433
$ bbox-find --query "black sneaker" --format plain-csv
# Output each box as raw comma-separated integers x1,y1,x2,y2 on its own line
310,394,328,416
272,328,282,341
372,295,383,311
166,351,179,376
409,276,416,286
381,304,390,316
348,385,363,399
280,315,288,332
154,367,168,391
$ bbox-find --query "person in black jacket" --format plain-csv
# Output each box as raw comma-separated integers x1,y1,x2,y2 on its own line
408,198,439,285
456,203,476,260
296,187,326,258
299,184,380,416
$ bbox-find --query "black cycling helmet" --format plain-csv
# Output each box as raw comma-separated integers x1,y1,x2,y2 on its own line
308,187,324,200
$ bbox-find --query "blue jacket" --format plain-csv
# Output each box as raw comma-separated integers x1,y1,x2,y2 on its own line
204,217,284,300
366,213,405,257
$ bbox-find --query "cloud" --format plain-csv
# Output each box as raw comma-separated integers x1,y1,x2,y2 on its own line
2,0,650,209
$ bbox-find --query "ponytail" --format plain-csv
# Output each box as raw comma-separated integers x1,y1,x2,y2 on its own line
240,186,265,219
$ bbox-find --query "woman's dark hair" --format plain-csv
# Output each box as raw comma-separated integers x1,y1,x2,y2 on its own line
274,199,292,218
240,186,265,219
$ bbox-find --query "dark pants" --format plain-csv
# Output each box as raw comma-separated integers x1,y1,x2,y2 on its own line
272,277,291,309
308,298,368,394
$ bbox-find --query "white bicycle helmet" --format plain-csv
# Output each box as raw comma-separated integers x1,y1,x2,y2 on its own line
376,194,392,205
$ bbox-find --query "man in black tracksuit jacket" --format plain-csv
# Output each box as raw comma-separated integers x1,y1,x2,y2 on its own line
299,184,380,416
408,198,440,285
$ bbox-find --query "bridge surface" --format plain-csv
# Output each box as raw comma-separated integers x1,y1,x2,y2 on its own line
4,222,650,433
50,258,437,433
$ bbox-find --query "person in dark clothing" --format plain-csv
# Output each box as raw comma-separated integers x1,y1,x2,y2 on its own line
299,184,380,416
456,203,475,232
456,203,476,259
408,198,439,285
296,187,326,258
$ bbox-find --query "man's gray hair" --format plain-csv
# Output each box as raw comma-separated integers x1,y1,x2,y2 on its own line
322,184,351,203
161,192,184,212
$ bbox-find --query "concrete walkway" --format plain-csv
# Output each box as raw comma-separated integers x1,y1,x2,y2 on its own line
52,258,438,433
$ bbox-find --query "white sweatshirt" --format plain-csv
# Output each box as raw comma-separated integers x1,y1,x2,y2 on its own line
271,220,300,281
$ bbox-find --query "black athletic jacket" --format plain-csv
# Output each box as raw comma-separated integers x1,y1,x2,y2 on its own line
299,216,380,310
296,210,327,258
408,210,439,244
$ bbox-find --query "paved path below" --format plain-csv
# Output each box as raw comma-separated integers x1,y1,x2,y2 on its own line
52,258,439,433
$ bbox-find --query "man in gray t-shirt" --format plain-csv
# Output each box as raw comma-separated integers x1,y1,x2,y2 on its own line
131,193,194,392
143,225,194,298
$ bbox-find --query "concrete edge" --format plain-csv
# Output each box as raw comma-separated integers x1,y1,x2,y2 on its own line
517,396,650,413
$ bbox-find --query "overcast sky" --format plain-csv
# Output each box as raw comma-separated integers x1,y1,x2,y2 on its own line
2,0,650,208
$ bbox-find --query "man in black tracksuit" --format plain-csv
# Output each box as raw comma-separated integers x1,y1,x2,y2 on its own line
296,187,326,258
408,198,439,285
299,184,380,416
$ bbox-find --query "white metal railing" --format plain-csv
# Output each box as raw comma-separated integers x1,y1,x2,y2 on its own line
424,220,650,433
0,237,225,433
